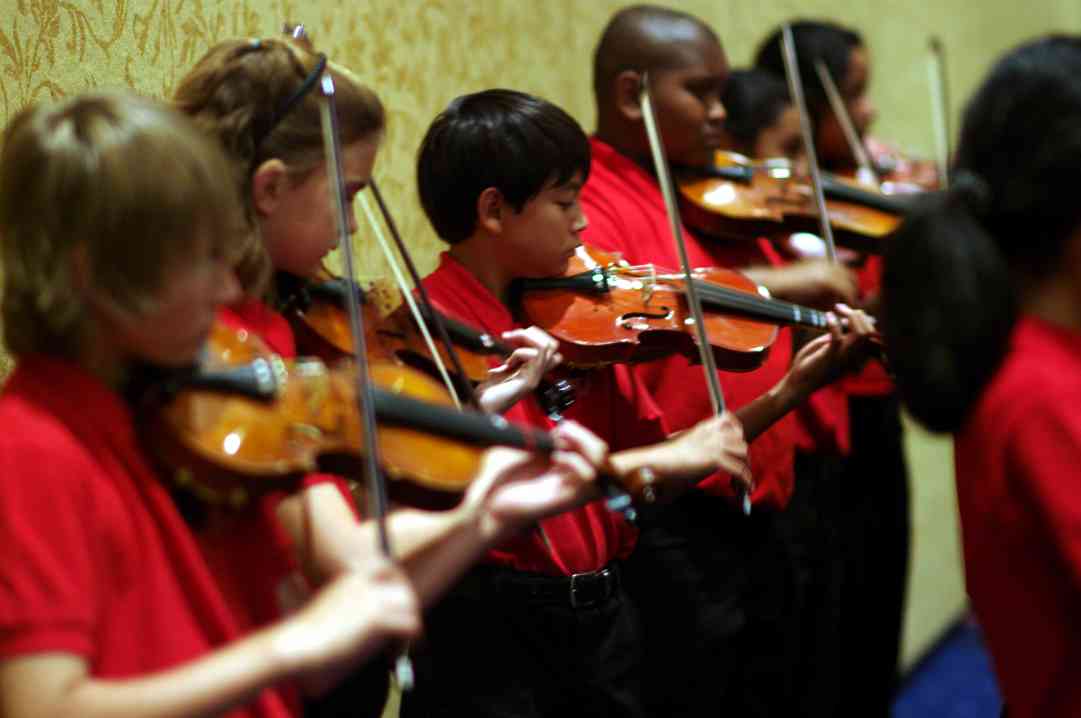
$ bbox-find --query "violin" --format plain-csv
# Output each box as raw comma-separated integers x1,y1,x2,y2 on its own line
278,266,578,418
861,138,942,192
278,266,504,382
142,321,556,510
512,244,837,372
677,151,917,253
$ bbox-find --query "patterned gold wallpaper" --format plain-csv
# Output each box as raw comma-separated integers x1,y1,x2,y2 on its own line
1,0,1078,676
4,0,1077,291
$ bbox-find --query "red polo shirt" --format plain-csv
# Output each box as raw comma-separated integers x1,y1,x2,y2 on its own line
580,136,804,509
0,356,299,717
423,253,669,575
842,255,894,397
954,316,1081,718
757,237,851,457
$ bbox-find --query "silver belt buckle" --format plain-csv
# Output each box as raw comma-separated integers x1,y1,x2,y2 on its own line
569,567,610,608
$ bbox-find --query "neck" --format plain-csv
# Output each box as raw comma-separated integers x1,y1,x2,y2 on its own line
1021,269,1081,334
594,117,655,173
77,328,127,390
449,238,512,303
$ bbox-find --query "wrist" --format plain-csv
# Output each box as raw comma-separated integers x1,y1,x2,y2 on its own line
261,616,316,682
454,496,506,548
772,372,810,414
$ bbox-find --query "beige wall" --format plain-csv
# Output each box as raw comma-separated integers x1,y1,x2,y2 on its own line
3,0,1077,678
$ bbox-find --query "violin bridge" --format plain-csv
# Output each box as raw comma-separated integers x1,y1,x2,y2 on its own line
645,264,656,304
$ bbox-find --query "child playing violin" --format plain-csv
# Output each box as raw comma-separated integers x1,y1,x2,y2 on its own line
883,35,1081,718
397,88,756,718
720,68,802,161
756,21,916,715
0,92,423,718
170,36,617,697
582,6,878,717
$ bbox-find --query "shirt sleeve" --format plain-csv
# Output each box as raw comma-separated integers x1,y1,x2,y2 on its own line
1006,401,1081,598
0,440,101,659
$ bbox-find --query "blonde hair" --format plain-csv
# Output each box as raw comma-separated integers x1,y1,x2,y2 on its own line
173,37,385,293
0,92,241,359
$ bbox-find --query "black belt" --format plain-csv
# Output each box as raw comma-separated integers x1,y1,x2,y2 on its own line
476,564,622,609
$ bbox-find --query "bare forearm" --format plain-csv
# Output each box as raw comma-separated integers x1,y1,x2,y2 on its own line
1,630,288,718
382,507,494,605
735,375,805,442
285,486,492,604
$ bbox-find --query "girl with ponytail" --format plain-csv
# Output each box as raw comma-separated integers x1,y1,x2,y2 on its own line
883,35,1081,718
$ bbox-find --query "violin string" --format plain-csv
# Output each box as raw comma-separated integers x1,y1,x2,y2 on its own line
693,281,828,327
358,191,463,409
613,266,827,328
367,179,480,411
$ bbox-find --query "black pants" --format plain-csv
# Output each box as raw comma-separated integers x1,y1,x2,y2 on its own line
400,563,646,718
786,450,846,717
621,491,805,718
839,394,912,717
303,660,390,718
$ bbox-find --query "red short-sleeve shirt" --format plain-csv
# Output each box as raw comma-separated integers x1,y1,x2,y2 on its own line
423,253,671,575
580,137,801,509
0,356,299,717
955,317,1081,717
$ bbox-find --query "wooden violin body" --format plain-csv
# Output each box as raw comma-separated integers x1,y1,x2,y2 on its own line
514,245,783,373
678,151,914,252
279,268,502,383
279,267,578,418
143,322,518,510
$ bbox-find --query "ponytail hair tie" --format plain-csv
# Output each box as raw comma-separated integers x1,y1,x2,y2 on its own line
951,169,992,217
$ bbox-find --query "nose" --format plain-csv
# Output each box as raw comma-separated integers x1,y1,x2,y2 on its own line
216,263,243,306
853,96,877,133
573,206,589,234
708,96,727,123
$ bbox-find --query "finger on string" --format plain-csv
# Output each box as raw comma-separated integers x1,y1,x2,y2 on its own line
552,420,609,467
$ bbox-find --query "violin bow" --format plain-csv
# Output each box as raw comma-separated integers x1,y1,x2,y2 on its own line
927,36,951,188
638,73,751,516
781,24,839,263
813,58,879,186
304,25,416,689
355,188,473,409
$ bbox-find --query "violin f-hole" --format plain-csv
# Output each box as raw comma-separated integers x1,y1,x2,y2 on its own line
617,308,673,332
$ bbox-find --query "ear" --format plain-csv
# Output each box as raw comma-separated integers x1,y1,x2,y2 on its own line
251,158,289,218
614,69,644,123
68,243,92,298
475,187,505,236
70,243,128,328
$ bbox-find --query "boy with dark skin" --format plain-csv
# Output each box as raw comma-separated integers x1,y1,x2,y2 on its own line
582,6,874,716
400,88,870,718
757,22,914,715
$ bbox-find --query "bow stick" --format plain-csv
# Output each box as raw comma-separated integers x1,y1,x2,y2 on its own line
638,73,751,516
305,27,415,689
781,24,838,263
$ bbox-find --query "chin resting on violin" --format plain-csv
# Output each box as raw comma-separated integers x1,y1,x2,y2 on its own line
0,40,627,718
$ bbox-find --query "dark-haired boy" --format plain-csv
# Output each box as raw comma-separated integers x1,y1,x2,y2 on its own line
401,86,867,718
400,87,752,718
581,5,875,717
